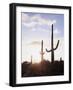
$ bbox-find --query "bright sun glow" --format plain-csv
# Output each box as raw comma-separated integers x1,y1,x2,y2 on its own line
22,44,42,63
31,51,41,63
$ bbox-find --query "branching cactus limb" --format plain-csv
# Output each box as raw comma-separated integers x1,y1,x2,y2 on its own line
46,24,60,63
46,40,59,52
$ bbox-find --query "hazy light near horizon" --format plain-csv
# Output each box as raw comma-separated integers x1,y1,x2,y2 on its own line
22,38,64,63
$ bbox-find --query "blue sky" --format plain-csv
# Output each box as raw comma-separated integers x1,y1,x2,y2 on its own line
21,12,64,63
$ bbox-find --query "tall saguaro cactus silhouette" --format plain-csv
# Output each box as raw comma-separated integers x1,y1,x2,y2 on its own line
46,24,60,63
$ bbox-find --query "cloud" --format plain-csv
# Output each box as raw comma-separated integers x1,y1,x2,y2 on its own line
27,41,41,46
54,29,60,34
22,13,56,32
22,13,29,22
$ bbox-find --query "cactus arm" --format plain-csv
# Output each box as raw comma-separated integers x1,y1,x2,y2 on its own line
46,48,52,52
54,40,59,50
46,40,60,52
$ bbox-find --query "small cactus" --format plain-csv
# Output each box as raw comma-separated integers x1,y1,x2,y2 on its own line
40,40,45,61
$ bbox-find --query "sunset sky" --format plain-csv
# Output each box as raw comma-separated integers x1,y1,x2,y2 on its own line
21,12,64,63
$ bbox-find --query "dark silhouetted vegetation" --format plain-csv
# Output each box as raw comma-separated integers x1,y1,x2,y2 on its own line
22,60,64,77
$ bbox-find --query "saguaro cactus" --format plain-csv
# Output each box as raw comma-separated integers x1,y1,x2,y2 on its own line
46,24,59,63
40,40,44,61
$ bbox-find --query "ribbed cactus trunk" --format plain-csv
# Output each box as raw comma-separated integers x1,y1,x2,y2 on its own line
46,24,60,63
41,40,44,61
51,24,54,63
